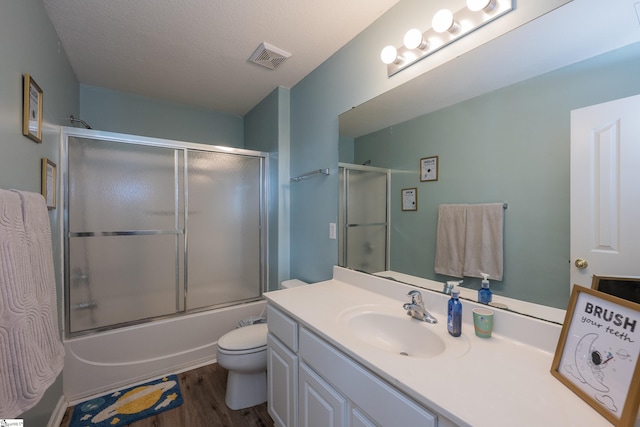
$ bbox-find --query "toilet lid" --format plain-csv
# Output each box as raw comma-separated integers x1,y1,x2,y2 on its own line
218,323,268,351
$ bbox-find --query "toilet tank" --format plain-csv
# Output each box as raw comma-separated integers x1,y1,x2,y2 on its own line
279,279,308,289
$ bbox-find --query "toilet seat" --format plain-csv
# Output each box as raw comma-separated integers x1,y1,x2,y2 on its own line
217,323,267,354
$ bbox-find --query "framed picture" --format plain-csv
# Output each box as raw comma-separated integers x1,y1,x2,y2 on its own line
401,188,417,211
551,286,640,426
420,156,438,182
23,74,43,143
41,158,56,209
592,275,640,305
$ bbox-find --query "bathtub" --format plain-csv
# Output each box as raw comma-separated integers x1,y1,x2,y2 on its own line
63,299,266,403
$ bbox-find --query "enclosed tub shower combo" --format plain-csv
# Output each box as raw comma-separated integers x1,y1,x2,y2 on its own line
61,128,269,401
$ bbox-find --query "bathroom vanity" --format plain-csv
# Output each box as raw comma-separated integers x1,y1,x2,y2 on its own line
265,266,615,427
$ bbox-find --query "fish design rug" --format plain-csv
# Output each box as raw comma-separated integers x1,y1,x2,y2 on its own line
69,375,183,427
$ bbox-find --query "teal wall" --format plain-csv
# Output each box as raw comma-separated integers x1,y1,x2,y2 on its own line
288,0,430,283
244,86,291,290
351,43,640,308
80,84,244,146
0,1,79,425
339,135,355,164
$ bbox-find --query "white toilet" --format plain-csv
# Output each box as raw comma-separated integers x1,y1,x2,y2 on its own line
216,323,269,410
216,279,308,410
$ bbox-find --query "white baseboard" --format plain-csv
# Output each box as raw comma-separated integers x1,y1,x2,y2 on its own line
47,395,68,427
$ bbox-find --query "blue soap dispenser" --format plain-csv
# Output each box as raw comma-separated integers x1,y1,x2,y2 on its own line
478,272,493,304
447,287,462,337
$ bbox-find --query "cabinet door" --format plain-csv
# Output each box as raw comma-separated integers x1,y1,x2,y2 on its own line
268,333,298,427
350,406,378,427
299,327,437,427
299,362,347,427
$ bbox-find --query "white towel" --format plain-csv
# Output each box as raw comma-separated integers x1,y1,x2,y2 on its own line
434,204,467,278
463,203,504,281
434,203,504,281
0,189,65,418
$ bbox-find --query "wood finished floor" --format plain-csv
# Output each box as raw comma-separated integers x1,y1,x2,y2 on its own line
59,363,273,427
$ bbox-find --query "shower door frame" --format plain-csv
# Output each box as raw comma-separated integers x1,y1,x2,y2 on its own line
60,127,269,338
338,162,391,273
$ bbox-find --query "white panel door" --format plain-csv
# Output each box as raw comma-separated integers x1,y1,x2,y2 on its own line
570,94,640,290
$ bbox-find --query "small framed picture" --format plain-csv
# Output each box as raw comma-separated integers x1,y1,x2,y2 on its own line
420,156,438,182
401,188,417,211
41,158,56,209
23,74,43,143
550,286,640,426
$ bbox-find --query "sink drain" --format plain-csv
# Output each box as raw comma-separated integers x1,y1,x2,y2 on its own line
399,351,409,356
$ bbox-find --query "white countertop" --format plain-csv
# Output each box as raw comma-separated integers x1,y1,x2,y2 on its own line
265,267,615,427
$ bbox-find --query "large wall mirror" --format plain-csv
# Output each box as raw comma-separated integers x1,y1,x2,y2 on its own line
339,1,640,322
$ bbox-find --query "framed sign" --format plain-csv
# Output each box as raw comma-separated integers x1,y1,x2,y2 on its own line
23,74,43,143
551,286,640,426
41,158,56,209
401,188,417,211
420,156,438,182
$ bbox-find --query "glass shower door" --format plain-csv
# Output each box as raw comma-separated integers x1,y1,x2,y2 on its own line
339,165,390,273
67,137,184,334
186,151,263,310
65,131,267,336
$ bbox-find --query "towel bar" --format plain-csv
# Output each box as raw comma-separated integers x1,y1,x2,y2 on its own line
290,168,330,182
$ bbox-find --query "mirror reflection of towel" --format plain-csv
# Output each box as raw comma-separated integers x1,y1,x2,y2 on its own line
463,203,503,281
434,203,503,281
434,204,467,278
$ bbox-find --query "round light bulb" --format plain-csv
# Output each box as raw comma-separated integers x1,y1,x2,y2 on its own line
380,45,399,64
404,29,427,50
432,9,457,33
466,0,496,12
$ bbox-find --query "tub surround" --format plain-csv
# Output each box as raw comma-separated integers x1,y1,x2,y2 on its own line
265,266,613,427
63,300,266,403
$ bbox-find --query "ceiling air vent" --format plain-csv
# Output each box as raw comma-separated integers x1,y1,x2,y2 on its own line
249,42,291,70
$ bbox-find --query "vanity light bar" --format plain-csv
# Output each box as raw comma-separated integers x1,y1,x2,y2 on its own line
382,0,514,77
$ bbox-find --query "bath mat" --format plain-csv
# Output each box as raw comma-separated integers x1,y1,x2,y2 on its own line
69,375,183,427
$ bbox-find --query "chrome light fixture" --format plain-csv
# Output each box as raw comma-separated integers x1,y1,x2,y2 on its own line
381,0,513,77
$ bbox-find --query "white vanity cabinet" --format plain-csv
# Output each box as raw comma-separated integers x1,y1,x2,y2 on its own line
267,305,299,427
267,303,439,427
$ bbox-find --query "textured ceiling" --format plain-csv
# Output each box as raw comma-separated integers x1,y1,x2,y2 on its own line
43,0,400,116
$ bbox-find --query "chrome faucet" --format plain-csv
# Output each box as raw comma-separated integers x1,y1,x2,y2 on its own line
403,290,437,324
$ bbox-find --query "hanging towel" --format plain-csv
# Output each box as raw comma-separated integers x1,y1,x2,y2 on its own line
463,203,504,281
434,204,468,278
0,189,65,418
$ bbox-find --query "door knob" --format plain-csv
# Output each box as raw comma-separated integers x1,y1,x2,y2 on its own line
574,258,588,269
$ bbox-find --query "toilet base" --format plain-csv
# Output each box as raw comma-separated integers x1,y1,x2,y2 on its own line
225,370,267,410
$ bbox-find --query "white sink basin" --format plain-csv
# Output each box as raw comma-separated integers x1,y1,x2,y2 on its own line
345,310,445,358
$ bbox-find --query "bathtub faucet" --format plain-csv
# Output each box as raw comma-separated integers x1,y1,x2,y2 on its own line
403,290,437,324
